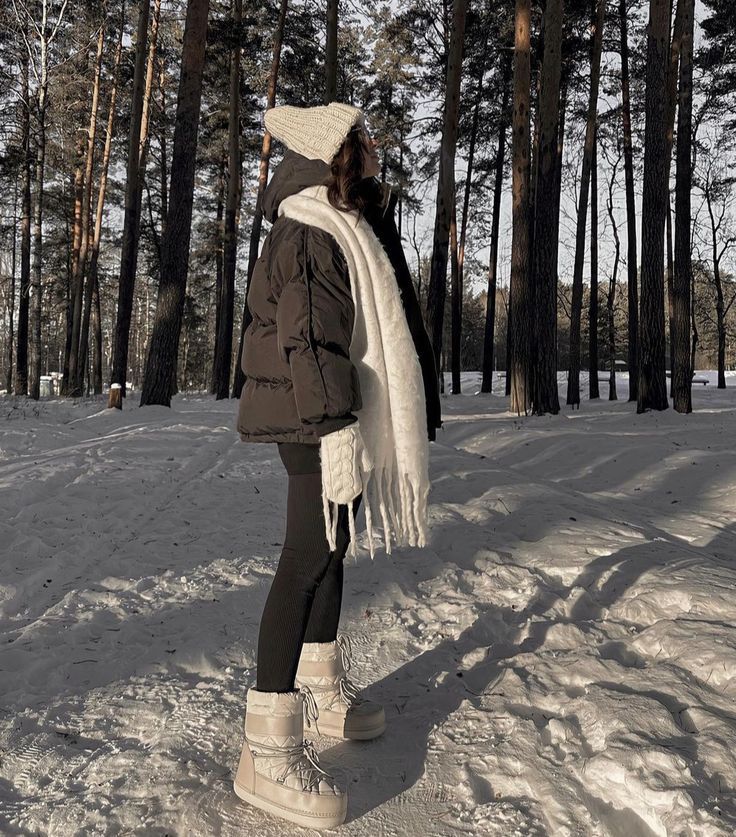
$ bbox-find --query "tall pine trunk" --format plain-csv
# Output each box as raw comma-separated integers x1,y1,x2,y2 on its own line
92,273,103,393
325,0,338,102
606,151,621,400
16,53,31,396
110,0,151,399
672,0,694,413
6,184,18,393
704,183,731,390
664,0,685,396
589,126,600,399
140,0,210,406
426,0,467,396
619,0,639,401
214,0,242,400
453,30,489,395
13,0,68,397
531,0,563,415
480,52,512,395
509,0,532,414
233,0,288,399
30,15,51,399
211,153,226,394
69,24,105,396
638,0,671,413
450,200,461,393
63,109,87,396
566,0,605,407
82,9,125,392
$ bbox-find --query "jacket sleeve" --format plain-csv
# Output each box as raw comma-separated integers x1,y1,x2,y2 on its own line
275,224,362,437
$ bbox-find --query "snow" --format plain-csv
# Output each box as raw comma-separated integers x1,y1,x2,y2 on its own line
1,370,735,835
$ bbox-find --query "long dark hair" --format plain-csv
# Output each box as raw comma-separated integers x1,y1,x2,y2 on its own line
326,124,392,220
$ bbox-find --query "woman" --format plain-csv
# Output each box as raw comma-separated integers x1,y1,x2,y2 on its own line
234,102,442,829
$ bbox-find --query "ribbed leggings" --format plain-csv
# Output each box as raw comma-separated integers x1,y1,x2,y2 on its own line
255,441,362,693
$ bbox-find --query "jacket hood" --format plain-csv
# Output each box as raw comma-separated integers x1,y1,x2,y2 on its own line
262,149,331,223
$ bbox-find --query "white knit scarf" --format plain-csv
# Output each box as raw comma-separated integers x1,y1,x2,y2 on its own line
279,184,430,559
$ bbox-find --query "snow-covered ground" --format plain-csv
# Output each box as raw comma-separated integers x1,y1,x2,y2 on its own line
1,370,735,836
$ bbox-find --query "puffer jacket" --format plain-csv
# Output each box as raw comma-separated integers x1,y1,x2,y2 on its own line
236,149,443,445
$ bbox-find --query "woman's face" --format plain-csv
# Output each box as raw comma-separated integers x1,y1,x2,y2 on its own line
359,126,381,179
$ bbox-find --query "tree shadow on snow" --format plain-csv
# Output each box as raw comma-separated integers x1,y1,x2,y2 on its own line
327,466,736,828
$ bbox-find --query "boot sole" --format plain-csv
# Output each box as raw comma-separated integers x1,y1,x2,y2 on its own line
316,720,386,740
233,779,347,830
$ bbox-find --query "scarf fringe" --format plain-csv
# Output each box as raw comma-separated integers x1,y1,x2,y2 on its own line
346,462,429,561
322,456,430,562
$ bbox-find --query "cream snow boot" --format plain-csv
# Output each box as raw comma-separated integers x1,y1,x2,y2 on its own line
295,634,386,740
233,687,347,830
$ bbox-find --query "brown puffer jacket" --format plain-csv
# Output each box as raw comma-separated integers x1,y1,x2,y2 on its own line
236,149,442,445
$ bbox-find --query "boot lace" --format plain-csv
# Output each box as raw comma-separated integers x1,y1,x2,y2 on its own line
248,687,332,791
335,634,364,708
249,738,333,791
300,683,322,734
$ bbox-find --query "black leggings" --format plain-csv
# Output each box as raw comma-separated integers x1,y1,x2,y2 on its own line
256,441,362,693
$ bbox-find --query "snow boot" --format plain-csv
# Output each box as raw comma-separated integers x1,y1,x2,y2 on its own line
295,634,386,740
233,687,347,830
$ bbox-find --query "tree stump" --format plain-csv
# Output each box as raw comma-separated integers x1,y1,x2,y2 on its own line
108,382,122,409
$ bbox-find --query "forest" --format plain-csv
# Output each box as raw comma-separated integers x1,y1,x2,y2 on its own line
4,3,736,833
1,0,735,416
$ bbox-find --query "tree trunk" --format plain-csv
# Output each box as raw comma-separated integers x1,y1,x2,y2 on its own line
508,0,532,415
6,183,18,394
140,0,210,407
531,0,563,415
690,272,698,382
480,51,512,395
16,53,31,396
211,152,226,394
705,182,728,390
158,56,169,233
92,271,102,393
398,124,404,237
140,0,162,165
69,23,105,396
664,0,685,396
672,0,694,413
30,22,50,399
14,0,68,398
666,196,674,393
638,0,671,413
82,8,125,390
566,0,605,408
233,0,288,399
426,0,467,402
606,150,621,400
214,0,242,400
450,200,461,393
325,0,338,103
63,116,87,396
620,0,639,401
589,125,600,399
454,42,487,396
715,283,725,388
110,0,151,399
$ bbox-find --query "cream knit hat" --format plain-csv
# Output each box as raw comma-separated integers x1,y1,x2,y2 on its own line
264,102,366,164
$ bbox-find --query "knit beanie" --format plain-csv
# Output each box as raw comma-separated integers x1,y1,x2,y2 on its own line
264,102,366,165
